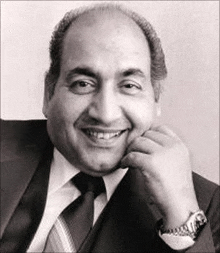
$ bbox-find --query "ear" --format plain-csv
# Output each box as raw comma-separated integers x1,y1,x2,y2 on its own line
42,83,51,118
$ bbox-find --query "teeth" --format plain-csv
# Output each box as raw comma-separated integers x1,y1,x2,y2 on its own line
86,130,122,139
97,132,104,139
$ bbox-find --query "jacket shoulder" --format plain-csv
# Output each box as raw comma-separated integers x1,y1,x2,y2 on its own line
1,119,48,162
193,172,219,212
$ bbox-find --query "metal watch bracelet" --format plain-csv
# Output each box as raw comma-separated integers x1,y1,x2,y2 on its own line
157,210,207,240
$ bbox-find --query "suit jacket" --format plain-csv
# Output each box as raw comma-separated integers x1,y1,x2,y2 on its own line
1,119,219,252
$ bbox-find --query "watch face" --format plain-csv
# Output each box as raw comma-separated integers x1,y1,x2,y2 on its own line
194,211,207,238
196,212,207,224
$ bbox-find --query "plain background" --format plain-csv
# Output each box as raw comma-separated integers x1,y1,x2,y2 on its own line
1,1,219,184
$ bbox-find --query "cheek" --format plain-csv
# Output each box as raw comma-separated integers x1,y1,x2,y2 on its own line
125,98,156,144
127,98,156,128
46,94,90,146
48,92,89,123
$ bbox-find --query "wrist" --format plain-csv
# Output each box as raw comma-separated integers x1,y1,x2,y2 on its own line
162,202,200,229
157,209,207,240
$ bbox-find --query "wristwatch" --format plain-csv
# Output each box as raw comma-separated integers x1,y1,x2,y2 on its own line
157,210,207,240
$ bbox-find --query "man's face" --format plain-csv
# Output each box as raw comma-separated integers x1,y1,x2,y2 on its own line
44,11,159,176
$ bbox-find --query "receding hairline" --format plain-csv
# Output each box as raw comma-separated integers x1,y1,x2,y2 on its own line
65,3,137,20
62,3,148,43
78,7,137,25
63,5,150,49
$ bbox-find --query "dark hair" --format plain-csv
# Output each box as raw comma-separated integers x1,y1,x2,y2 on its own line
45,3,167,101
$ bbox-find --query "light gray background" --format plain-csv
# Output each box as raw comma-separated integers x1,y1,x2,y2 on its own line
1,1,219,184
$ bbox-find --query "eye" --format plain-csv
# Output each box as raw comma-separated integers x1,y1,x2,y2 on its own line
119,81,142,95
69,80,96,94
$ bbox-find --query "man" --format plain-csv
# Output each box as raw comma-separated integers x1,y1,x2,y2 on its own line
1,4,219,253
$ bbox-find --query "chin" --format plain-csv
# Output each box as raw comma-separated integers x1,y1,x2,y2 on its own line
75,148,125,176
81,159,120,177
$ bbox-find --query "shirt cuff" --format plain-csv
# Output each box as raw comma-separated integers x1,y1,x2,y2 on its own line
158,230,195,250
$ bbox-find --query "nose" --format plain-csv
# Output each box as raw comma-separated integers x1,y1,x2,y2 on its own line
87,85,122,125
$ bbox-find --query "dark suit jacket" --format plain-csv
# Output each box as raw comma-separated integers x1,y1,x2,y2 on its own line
1,119,219,252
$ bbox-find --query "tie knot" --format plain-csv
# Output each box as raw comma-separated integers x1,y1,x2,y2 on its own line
72,172,105,198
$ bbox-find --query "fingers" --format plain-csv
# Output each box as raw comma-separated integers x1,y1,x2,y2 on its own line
127,125,181,154
120,151,150,170
143,125,181,146
143,130,170,146
126,136,161,154
122,125,183,170
150,125,181,140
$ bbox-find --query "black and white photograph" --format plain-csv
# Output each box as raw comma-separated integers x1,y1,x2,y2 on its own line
1,1,219,252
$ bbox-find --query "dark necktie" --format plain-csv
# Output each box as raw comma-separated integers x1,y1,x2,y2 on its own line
44,172,105,252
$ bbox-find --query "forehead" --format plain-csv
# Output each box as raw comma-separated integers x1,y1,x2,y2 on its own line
61,9,150,74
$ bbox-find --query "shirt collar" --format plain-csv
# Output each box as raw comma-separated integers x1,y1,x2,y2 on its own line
49,148,128,200
103,167,128,201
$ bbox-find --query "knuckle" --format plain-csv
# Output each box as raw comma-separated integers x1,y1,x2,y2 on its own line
126,152,137,163
173,139,184,148
157,124,166,130
132,138,140,147
178,141,188,152
129,137,142,150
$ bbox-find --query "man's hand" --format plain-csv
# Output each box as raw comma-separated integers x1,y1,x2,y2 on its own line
121,125,200,229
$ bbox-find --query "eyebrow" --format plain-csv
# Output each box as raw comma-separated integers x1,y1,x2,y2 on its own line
121,68,146,79
65,66,146,83
65,67,98,83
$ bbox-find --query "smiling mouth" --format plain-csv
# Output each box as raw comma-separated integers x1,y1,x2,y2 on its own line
82,129,127,140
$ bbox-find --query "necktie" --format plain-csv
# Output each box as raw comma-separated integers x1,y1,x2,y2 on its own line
44,172,105,252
